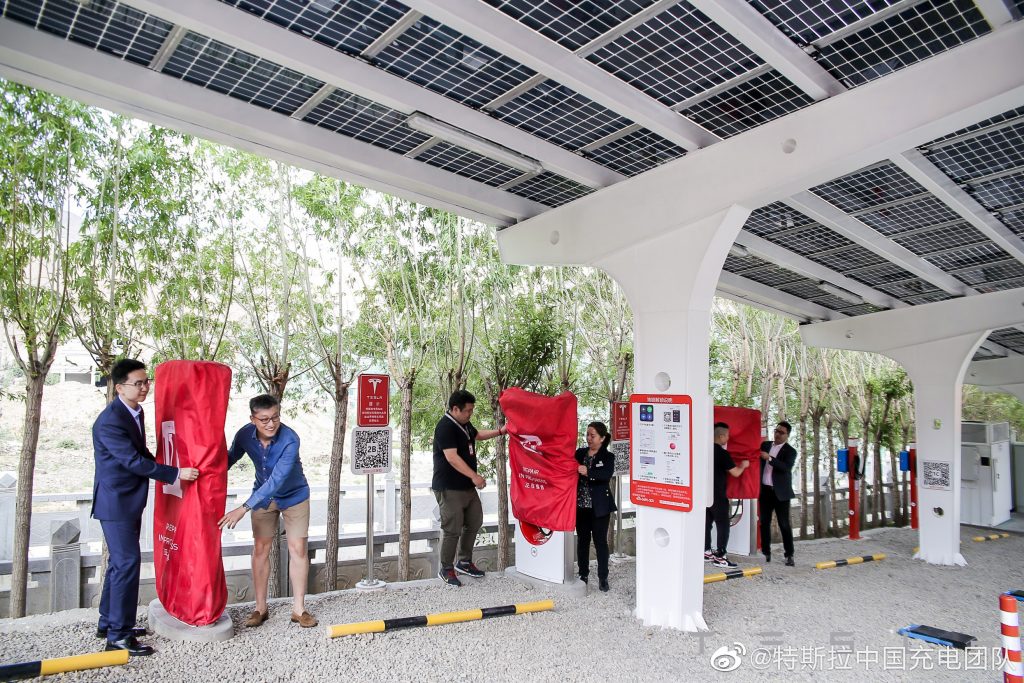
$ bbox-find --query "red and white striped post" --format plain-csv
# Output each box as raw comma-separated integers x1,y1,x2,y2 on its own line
1002,592,1023,683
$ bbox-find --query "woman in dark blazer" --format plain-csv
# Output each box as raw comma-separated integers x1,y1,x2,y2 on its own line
575,421,617,592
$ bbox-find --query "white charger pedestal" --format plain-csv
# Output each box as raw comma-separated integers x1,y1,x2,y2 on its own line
711,499,755,557
148,599,233,643
506,519,586,597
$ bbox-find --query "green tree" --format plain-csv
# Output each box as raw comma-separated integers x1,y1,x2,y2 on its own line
0,81,98,616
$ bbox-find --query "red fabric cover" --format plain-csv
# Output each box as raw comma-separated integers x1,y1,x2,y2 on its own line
154,361,230,626
499,388,579,532
715,405,762,500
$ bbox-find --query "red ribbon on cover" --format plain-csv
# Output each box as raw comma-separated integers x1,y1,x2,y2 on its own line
153,360,230,626
715,405,762,500
499,388,579,532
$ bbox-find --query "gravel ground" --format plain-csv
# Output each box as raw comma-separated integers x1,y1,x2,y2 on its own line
1,525,1020,681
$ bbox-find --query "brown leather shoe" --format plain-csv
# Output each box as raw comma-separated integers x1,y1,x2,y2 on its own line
290,611,318,628
244,610,268,628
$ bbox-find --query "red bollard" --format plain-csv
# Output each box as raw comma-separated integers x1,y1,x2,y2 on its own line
909,443,918,531
848,438,861,541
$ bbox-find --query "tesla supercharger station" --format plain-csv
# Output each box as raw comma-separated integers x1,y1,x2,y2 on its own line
514,522,575,584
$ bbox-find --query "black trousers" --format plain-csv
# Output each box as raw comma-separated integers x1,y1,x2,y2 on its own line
576,508,610,581
759,485,794,558
704,500,730,555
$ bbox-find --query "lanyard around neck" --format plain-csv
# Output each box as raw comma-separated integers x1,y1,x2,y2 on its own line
445,412,472,440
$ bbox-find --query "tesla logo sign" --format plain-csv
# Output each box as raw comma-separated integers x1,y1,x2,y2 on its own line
612,401,630,441
358,374,390,427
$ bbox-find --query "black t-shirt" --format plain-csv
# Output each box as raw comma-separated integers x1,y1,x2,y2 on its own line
713,443,737,504
432,414,478,490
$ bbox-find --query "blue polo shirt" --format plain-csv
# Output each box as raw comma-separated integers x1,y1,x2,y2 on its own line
227,423,310,510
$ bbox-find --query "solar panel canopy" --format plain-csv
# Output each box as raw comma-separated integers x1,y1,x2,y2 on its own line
0,0,1022,357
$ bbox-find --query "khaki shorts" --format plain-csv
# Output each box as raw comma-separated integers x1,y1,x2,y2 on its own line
250,499,310,539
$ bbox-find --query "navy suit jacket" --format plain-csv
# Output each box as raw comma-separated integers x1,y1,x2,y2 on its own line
759,440,797,502
575,446,618,518
91,398,178,521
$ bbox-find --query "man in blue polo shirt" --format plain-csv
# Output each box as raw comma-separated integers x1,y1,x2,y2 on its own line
218,394,316,628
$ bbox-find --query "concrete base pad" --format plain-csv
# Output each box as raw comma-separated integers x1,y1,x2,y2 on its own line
504,567,588,597
148,599,234,643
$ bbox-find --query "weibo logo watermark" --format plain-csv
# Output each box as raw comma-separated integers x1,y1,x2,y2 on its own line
710,643,745,672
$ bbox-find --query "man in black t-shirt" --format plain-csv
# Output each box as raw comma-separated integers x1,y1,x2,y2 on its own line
432,389,506,586
704,422,749,568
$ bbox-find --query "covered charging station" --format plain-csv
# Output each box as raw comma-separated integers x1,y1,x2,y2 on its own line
3,0,1024,632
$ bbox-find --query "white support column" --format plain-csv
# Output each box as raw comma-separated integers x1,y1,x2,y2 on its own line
590,205,750,631
800,288,1024,566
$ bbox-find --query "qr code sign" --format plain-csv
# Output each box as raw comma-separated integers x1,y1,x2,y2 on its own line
610,440,630,476
921,460,951,490
351,427,392,474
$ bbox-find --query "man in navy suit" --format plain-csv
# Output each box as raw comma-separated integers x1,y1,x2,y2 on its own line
759,421,797,566
92,359,199,656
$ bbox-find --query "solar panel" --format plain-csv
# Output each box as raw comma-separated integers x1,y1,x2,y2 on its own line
506,171,593,207
975,276,1024,293
952,259,1024,286
847,261,923,286
812,162,924,212
924,241,1011,271
838,302,886,315
162,32,325,116
769,224,856,255
744,202,816,236
679,69,813,138
481,0,659,52
747,0,908,45
2,0,174,66
372,14,537,110
856,196,961,235
302,88,431,154
492,79,634,151
742,266,807,287
900,290,954,305
877,278,945,299
968,172,1024,211
1000,206,1024,236
413,141,524,187
812,0,990,88
218,0,407,56
723,253,776,273
780,278,834,300
584,127,686,176
805,245,887,271
925,121,1024,182
585,2,762,107
926,106,1024,146
988,327,1024,353
891,222,987,254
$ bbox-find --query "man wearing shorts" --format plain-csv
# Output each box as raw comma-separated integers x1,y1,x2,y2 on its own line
218,394,316,628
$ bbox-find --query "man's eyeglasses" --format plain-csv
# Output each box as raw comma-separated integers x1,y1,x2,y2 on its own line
119,378,152,389
253,415,281,426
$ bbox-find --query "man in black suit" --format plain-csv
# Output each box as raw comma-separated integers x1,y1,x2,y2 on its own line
92,359,199,656
759,421,796,566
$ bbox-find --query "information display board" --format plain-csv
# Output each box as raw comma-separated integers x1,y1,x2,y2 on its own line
611,401,630,441
629,394,693,512
357,374,390,427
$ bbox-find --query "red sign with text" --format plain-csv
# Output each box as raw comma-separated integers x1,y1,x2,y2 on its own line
611,401,630,441
629,394,694,512
357,374,390,427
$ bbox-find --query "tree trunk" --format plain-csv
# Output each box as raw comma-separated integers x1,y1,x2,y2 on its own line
10,374,46,617
323,381,349,592
398,377,414,581
798,417,808,538
826,418,836,536
265,371,288,599
491,397,510,570
811,412,822,538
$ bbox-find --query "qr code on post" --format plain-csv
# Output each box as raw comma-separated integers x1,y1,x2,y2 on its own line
922,460,951,490
351,427,392,474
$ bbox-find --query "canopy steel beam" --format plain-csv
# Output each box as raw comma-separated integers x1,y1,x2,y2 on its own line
125,0,622,189
402,0,719,151
0,18,544,226
688,0,846,101
497,22,1024,266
